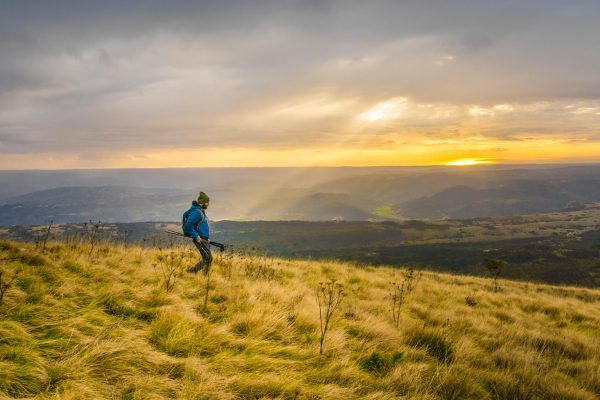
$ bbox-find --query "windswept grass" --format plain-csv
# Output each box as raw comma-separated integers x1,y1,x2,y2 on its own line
0,239,599,399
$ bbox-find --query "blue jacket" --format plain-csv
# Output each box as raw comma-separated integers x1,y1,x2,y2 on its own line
183,204,210,239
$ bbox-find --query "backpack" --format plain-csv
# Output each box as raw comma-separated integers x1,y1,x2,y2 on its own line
182,206,205,237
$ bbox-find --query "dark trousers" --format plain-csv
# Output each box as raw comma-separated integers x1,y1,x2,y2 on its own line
193,240,213,274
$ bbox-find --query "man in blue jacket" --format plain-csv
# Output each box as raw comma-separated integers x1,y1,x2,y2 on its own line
183,192,212,275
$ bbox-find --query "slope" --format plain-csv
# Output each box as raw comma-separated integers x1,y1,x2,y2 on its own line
0,240,599,399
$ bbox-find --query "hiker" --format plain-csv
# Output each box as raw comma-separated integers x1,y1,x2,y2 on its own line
183,192,213,275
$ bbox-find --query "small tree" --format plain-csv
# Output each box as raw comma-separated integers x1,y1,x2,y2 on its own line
156,250,183,293
217,250,235,280
200,252,215,314
200,270,212,314
85,220,102,256
484,258,506,292
389,282,405,329
41,219,53,252
316,280,344,355
0,267,20,305
389,268,421,329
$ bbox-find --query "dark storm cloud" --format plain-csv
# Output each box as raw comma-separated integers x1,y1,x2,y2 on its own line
1,0,600,156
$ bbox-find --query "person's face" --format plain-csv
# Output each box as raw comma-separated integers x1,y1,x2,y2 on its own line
202,202,209,209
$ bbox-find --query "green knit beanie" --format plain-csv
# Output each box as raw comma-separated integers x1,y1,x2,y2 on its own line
197,191,210,204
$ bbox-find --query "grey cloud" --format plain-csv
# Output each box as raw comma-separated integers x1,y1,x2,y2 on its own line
1,0,600,156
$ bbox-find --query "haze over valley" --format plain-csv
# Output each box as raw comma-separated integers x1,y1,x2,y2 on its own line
1,164,599,225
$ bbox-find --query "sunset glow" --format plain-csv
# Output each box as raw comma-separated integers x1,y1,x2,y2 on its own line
445,158,494,166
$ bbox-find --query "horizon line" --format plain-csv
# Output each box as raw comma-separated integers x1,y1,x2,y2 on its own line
1,161,600,172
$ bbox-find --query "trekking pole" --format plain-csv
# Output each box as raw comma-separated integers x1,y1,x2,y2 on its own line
164,230,226,252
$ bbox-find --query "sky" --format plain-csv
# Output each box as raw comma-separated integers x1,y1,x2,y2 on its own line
1,0,600,169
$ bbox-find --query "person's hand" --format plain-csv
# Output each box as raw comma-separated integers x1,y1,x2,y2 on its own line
194,236,202,244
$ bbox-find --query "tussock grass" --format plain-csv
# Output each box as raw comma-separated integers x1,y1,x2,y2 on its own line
358,351,404,376
0,240,599,399
406,328,455,364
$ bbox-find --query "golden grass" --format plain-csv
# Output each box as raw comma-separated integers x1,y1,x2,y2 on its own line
0,239,599,399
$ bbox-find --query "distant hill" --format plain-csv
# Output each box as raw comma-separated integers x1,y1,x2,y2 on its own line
0,186,191,225
1,165,600,224
0,167,400,201
309,170,487,206
247,191,376,221
0,185,376,225
396,179,600,219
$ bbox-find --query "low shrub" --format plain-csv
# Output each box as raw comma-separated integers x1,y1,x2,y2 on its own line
358,351,404,375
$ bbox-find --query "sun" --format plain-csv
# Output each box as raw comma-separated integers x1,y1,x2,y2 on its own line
444,158,494,166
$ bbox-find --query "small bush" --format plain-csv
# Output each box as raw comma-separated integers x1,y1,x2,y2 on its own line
316,280,344,355
345,325,361,338
389,268,421,328
484,258,506,292
344,323,381,341
465,296,477,307
210,294,228,304
358,351,404,375
231,319,253,337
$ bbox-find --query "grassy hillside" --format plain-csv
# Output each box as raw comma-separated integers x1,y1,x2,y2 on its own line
1,240,600,399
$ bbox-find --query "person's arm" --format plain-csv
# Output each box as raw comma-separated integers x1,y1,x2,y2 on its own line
199,213,210,240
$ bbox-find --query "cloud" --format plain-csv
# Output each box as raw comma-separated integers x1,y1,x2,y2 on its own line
0,0,599,165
